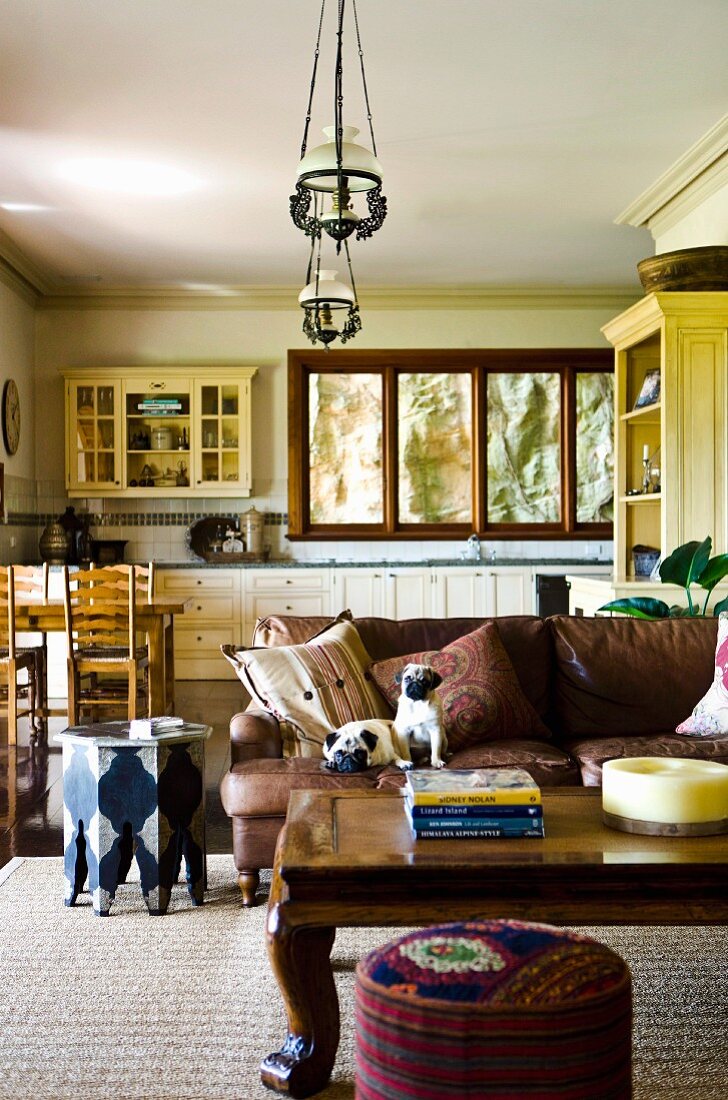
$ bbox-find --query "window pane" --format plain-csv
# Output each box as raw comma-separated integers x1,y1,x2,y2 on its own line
576,372,614,523
487,373,560,523
309,373,383,523
398,373,472,524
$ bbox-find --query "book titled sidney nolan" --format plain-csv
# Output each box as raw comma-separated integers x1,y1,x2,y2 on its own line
405,767,541,806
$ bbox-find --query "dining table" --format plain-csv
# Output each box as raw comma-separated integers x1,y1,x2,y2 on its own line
15,596,190,716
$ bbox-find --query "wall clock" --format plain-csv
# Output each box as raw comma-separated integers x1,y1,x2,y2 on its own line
2,379,20,455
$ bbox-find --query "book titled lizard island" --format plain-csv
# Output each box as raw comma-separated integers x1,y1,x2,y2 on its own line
405,768,544,839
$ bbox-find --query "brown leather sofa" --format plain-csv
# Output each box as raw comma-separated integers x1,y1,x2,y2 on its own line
220,613,725,904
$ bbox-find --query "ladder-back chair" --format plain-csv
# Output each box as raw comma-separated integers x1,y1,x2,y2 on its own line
12,563,50,741
63,565,150,725
1,566,40,744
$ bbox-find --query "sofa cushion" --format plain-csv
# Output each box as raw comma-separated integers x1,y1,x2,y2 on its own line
369,622,552,752
550,615,718,739
222,619,390,758
447,740,579,787
565,733,728,786
220,757,407,818
676,613,728,736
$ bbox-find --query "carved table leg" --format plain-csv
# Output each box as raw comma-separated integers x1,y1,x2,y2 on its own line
261,903,338,1098
238,870,260,907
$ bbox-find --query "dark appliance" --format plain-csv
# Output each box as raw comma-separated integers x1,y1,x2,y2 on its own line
535,574,570,617
90,539,128,565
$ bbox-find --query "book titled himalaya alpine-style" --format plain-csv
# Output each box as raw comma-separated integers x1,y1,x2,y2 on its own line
405,768,544,839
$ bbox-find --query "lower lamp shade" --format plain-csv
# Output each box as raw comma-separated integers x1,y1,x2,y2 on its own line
602,757,728,836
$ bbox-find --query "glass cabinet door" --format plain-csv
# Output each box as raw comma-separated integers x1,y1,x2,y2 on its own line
193,379,251,490
67,381,121,491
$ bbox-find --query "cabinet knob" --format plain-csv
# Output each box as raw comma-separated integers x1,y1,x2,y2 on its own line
197,636,202,642
196,580,202,585
286,579,292,584
374,573,381,578
286,604,292,611
197,605,202,611
476,572,483,577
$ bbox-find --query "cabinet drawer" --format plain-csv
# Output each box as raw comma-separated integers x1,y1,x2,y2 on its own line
157,568,240,595
175,624,240,654
246,569,329,593
179,595,238,622
176,656,239,681
126,377,191,395
246,593,329,619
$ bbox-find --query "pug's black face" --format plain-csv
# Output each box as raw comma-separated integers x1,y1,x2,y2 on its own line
323,729,378,773
399,664,443,702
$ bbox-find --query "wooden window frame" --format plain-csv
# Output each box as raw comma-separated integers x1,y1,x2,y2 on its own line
288,348,613,541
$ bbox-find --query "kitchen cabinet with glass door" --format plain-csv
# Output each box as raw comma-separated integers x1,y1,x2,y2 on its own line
62,365,257,498
193,374,255,494
64,379,122,493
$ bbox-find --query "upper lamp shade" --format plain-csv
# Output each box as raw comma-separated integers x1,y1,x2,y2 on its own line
298,270,356,310
602,757,728,835
297,126,383,192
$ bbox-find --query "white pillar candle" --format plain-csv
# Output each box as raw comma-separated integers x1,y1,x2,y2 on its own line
642,444,650,461
603,757,728,825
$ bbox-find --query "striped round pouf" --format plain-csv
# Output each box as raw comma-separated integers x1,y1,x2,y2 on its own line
355,919,632,1100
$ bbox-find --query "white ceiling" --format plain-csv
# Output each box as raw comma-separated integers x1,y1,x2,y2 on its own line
0,0,727,294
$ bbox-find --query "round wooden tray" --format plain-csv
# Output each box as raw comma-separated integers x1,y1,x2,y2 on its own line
637,245,728,293
602,809,728,836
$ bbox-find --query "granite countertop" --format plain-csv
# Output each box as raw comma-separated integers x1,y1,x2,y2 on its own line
150,557,612,569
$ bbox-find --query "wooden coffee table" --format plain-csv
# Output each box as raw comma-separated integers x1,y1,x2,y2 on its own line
260,787,728,1097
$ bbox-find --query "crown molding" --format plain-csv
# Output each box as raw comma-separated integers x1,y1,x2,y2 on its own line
0,228,46,305
615,113,728,229
36,283,640,312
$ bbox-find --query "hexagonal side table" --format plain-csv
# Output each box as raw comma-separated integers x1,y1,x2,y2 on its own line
55,721,212,916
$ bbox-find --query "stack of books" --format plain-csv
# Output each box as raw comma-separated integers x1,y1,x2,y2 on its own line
137,398,183,415
405,767,544,839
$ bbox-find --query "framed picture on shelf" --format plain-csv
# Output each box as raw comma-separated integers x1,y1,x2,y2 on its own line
633,368,661,409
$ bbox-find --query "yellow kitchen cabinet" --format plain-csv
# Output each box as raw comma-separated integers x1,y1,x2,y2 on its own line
62,365,257,498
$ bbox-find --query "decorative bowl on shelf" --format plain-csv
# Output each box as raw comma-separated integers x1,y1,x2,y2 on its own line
637,246,728,293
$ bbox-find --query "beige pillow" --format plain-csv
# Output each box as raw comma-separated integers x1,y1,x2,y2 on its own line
221,619,390,758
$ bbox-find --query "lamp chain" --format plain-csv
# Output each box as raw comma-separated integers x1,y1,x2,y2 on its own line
352,0,377,156
300,0,328,159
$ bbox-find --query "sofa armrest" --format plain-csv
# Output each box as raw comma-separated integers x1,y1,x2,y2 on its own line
230,708,283,764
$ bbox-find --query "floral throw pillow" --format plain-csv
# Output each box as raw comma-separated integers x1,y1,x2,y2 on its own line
369,621,551,752
676,613,728,737
221,619,390,758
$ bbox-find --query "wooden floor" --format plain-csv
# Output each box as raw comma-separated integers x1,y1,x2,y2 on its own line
0,680,247,868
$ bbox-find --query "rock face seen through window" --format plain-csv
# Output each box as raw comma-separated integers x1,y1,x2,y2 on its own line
307,368,614,528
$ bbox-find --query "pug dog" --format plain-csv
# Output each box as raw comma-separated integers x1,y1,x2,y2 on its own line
323,719,414,773
393,663,447,768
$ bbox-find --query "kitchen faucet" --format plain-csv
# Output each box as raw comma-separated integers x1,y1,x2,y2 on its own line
467,533,481,561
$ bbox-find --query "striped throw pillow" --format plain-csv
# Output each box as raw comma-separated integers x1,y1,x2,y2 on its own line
223,620,391,758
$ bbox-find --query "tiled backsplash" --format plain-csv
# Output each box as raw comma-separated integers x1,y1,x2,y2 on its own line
2,473,613,565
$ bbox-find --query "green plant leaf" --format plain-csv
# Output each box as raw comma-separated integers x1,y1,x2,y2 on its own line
659,537,712,588
597,598,671,619
670,605,701,617
697,553,728,592
714,595,728,615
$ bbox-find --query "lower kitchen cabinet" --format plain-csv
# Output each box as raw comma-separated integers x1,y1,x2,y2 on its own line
384,568,433,619
331,568,386,618
486,567,531,616
431,567,488,617
156,567,241,680
242,568,331,643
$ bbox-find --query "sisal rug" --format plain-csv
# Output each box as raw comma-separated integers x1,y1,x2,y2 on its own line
0,856,726,1100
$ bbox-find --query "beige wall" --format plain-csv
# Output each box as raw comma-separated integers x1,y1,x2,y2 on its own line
34,301,620,505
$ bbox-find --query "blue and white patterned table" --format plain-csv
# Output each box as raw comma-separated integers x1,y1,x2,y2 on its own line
55,721,211,916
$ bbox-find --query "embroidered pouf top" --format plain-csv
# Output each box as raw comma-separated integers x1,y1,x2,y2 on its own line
355,919,632,1100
